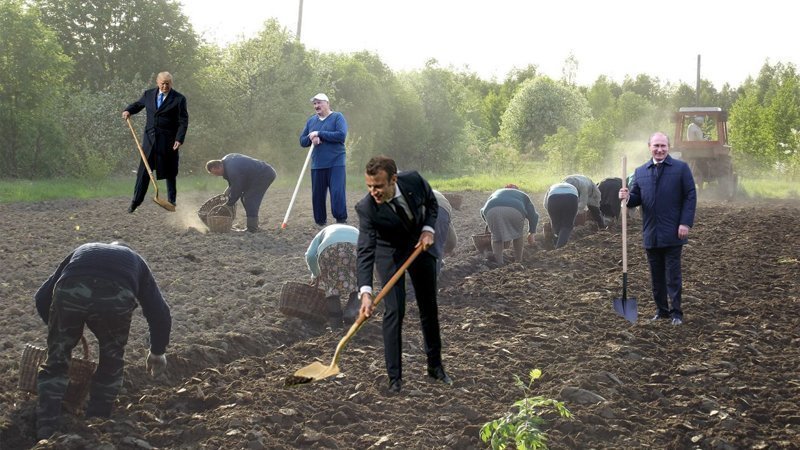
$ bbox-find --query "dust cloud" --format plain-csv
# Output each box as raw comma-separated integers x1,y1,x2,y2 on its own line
166,199,209,232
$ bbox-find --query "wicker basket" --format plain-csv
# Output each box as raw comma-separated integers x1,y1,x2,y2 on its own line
206,205,234,233
442,193,463,211
278,281,327,324
471,232,511,253
198,195,236,226
18,336,96,411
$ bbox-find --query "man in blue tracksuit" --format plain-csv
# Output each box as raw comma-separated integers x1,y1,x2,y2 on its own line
206,153,277,232
620,132,696,325
299,93,348,226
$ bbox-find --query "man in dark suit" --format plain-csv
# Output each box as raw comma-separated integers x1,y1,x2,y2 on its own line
356,156,452,393
620,132,696,326
122,71,189,212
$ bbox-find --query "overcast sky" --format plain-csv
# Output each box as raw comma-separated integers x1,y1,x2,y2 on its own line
181,0,798,89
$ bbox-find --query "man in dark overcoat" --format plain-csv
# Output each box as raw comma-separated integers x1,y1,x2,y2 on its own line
122,71,189,212
620,132,697,325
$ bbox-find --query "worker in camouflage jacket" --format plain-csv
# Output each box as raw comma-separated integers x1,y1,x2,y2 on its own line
33,242,171,440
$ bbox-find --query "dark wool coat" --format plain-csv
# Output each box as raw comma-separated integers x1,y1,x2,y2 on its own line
125,88,188,179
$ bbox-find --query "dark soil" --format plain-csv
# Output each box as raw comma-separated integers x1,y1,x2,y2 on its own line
0,188,798,449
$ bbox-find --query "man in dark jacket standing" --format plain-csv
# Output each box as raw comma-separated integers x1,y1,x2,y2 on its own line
123,71,189,212
620,132,696,325
356,156,452,393
206,154,277,232
34,242,172,440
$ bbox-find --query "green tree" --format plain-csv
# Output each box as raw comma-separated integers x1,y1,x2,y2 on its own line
481,65,538,138
586,75,619,119
386,79,431,171
612,91,658,139
35,0,200,91
315,51,396,172
575,117,615,172
730,62,800,175
622,73,663,102
0,0,73,177
61,78,148,180
499,76,590,156
221,20,315,170
541,127,578,173
729,90,772,173
401,60,471,172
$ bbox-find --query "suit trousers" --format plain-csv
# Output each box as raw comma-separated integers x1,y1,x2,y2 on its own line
376,249,442,381
132,155,177,205
645,245,684,319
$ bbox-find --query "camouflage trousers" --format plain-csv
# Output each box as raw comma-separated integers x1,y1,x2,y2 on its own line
37,276,137,432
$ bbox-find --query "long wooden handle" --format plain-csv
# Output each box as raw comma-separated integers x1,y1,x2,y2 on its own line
330,245,425,365
621,155,628,274
126,117,158,187
282,144,314,228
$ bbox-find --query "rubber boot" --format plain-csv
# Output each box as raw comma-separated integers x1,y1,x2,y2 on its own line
325,295,343,330
246,216,259,233
343,291,360,325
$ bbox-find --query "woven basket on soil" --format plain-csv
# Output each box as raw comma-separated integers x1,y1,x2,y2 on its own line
278,281,327,324
206,205,234,233
198,195,236,226
471,232,511,253
18,335,96,411
442,193,463,210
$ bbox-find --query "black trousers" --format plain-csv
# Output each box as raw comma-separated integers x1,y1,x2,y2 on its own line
376,249,442,382
132,155,177,206
546,194,578,249
645,245,684,319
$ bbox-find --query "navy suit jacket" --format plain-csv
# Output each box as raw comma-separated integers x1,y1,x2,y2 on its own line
355,171,438,289
125,88,189,179
627,155,697,249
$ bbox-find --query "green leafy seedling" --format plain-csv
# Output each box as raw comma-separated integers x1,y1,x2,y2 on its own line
479,369,572,450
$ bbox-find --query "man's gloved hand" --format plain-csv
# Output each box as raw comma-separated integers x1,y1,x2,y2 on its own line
146,351,167,377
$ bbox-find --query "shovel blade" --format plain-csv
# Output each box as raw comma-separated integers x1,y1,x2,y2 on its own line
293,361,340,382
153,197,176,212
613,297,638,323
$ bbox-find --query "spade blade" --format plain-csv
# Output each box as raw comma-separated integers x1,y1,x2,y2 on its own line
613,296,638,323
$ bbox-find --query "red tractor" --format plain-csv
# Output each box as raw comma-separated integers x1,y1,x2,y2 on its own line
671,107,738,199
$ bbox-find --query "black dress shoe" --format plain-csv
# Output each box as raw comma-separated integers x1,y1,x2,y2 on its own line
427,366,453,385
388,379,402,393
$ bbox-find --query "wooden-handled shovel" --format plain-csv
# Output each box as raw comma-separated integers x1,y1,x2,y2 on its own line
126,118,175,212
613,155,638,323
288,245,425,385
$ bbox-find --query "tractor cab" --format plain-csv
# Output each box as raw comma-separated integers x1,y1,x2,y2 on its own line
671,107,737,199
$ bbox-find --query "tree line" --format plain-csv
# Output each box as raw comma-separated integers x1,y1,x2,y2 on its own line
2,0,799,181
